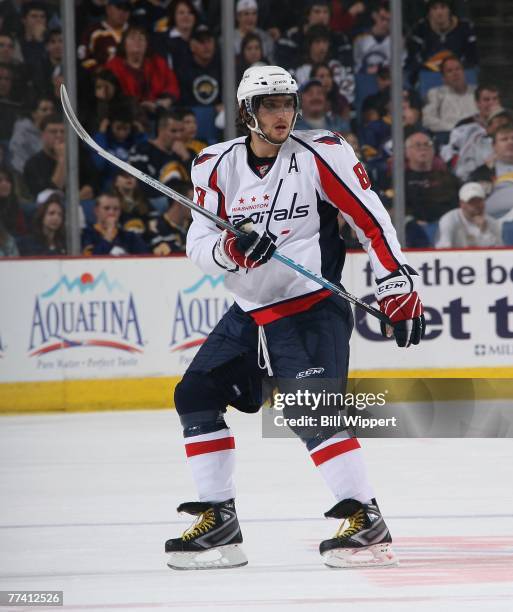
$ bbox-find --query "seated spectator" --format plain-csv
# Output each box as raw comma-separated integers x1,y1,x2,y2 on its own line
0,31,28,103
129,110,189,197
406,0,478,83
113,169,152,236
404,130,460,223
0,218,18,256
0,165,26,237
179,108,207,154
353,1,390,74
0,1,21,36
361,65,391,123
82,191,149,255
471,124,513,218
105,25,180,116
173,25,222,108
310,62,350,124
275,0,353,80
153,0,199,70
293,24,354,105
234,0,274,63
91,102,147,188
131,0,168,33
17,193,66,256
23,114,100,201
9,95,55,174
81,69,132,132
79,0,131,71
19,1,48,76
403,95,423,135
294,79,349,132
23,113,65,198
422,56,477,140
441,85,503,181
148,180,192,255
0,62,20,140
329,0,366,35
237,32,269,81
436,182,502,248
32,27,63,98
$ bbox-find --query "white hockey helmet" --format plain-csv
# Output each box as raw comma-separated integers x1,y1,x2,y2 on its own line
237,65,300,144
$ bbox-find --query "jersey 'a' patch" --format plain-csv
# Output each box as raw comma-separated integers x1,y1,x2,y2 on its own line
314,135,342,146
194,153,217,166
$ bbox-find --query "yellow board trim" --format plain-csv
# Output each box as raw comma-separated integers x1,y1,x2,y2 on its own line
0,367,512,414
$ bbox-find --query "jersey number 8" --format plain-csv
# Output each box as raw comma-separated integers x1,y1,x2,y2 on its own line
353,162,371,190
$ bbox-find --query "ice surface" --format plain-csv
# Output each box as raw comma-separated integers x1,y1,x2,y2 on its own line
1,409,512,611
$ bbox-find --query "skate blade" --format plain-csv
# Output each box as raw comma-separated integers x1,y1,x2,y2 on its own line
167,544,248,570
322,542,398,569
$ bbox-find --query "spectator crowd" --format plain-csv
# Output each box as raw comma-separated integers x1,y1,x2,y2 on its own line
0,0,512,258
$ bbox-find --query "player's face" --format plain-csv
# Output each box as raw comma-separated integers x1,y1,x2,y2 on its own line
256,95,296,144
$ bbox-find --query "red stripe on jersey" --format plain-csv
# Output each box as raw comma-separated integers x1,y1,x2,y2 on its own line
208,169,228,221
314,157,397,273
310,437,361,466
249,289,331,325
185,436,235,457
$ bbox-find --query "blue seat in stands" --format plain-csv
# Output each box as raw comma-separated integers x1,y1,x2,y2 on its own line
419,67,479,99
355,73,379,120
80,199,96,226
192,105,219,145
149,196,169,214
423,221,439,246
502,221,513,246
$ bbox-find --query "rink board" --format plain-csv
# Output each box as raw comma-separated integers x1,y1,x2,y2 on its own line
1,250,512,412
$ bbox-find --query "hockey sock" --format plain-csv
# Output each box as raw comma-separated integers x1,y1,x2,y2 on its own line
183,428,236,502
308,433,374,503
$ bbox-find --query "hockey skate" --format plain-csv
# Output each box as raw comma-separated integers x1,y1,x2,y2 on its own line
165,499,248,570
320,498,398,568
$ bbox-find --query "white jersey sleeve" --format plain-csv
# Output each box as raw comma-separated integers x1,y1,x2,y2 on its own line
305,132,408,279
186,146,232,275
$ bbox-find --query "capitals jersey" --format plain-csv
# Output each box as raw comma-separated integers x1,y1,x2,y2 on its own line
188,130,408,319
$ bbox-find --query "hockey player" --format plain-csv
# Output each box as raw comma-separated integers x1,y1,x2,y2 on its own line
165,65,425,569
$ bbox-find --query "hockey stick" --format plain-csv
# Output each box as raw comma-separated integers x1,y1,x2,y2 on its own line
60,84,390,325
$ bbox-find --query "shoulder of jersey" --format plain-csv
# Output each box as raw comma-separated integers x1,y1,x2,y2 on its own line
192,137,246,170
291,129,348,149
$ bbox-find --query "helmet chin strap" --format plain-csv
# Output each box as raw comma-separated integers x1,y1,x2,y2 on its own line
247,111,299,147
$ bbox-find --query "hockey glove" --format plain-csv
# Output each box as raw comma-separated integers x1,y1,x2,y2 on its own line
375,265,426,348
213,218,276,272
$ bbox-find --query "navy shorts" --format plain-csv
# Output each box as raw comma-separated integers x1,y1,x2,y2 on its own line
187,293,354,401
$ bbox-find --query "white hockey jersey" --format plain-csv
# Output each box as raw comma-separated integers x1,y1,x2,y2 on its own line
188,130,408,320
